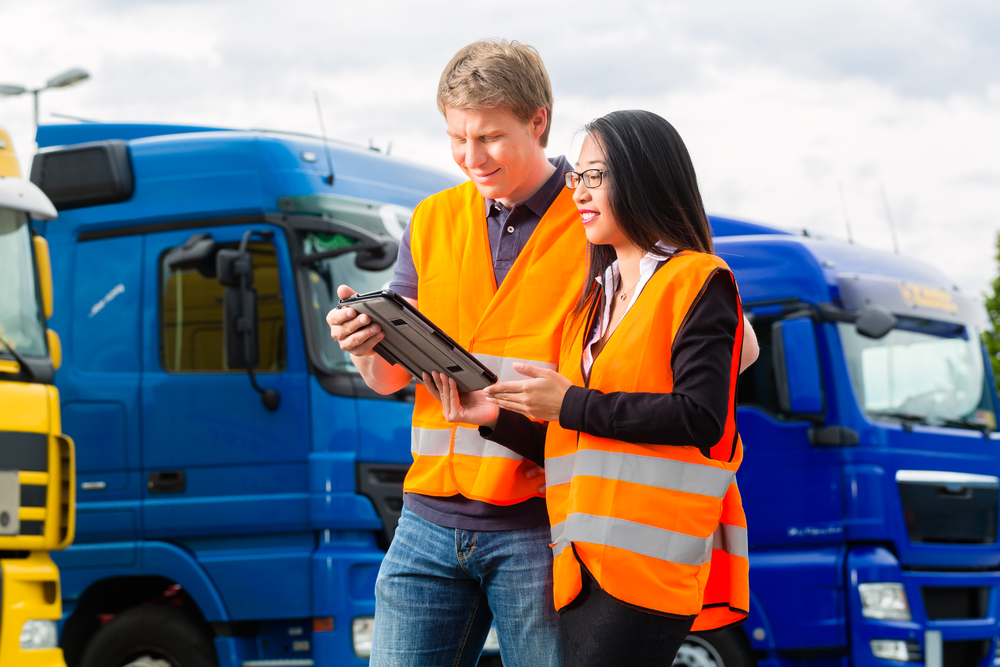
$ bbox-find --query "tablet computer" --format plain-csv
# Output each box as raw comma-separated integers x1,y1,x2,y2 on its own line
338,290,498,393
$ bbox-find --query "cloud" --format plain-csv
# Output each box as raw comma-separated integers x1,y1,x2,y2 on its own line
1,0,998,303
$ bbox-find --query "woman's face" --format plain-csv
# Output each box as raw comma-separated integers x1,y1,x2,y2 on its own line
573,134,627,248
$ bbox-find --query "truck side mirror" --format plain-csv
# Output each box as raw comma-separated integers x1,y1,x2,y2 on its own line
216,242,279,411
217,248,259,369
772,317,824,418
856,305,897,339
223,287,259,369
32,235,54,319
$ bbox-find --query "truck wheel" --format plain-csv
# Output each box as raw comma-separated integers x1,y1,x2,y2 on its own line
78,605,217,667
672,629,755,667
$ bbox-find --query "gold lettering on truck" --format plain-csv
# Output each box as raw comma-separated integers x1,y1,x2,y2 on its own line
898,282,959,315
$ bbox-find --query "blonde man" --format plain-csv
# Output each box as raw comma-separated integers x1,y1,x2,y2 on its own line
328,39,574,666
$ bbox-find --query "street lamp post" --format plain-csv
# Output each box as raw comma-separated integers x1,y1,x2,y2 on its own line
0,68,91,128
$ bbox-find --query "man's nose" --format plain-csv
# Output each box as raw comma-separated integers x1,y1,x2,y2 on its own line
465,141,487,170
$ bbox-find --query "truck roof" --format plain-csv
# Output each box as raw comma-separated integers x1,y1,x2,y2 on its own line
32,122,460,236
717,233,982,325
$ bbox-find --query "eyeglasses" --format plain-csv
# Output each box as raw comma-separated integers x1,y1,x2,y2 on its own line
565,169,607,189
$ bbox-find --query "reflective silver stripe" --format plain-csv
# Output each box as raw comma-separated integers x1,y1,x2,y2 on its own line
550,520,566,546
556,513,714,566
411,428,452,457
712,523,749,559
473,353,558,383
453,426,523,460
544,450,733,497
411,426,524,460
546,454,576,488
570,450,734,498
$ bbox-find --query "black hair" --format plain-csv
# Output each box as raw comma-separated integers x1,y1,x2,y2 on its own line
573,110,714,315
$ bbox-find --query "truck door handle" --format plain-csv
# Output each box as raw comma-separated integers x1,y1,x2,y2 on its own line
148,471,185,494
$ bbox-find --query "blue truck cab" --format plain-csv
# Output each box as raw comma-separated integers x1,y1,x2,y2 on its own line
28,122,1000,667
714,226,1000,667
30,123,468,667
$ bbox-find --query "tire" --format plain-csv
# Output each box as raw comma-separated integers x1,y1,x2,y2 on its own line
78,605,218,667
672,628,755,667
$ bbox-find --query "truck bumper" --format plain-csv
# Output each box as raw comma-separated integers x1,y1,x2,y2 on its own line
0,552,65,667
849,546,1000,666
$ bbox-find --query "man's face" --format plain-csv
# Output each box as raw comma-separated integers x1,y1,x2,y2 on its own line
445,106,546,204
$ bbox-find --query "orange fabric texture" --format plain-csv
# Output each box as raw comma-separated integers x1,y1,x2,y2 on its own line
546,251,749,630
405,179,588,504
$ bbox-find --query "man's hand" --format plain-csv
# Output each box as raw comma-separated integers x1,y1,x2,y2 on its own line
424,371,547,494
325,285,384,357
483,363,572,422
324,285,412,394
524,463,546,495
423,371,499,428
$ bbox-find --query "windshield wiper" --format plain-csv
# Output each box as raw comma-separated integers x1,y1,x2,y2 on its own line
0,334,35,380
869,410,993,434
867,410,930,425
937,417,993,433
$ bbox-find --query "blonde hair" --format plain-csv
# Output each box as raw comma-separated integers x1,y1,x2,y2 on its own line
437,39,554,147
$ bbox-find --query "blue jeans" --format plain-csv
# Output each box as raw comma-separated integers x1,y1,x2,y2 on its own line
371,505,562,667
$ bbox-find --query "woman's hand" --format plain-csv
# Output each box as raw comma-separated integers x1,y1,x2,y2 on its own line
483,363,572,422
423,371,499,428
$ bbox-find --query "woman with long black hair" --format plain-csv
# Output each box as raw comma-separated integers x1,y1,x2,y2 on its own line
425,109,749,666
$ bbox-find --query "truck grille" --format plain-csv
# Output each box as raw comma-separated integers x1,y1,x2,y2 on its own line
897,471,998,544
922,587,989,620
943,640,990,667
356,463,408,550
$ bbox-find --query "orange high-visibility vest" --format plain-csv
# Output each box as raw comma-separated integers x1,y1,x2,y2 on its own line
545,251,749,631
406,180,588,504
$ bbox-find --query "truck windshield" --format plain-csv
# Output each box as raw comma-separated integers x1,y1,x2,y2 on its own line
839,317,995,429
289,194,412,374
0,209,47,358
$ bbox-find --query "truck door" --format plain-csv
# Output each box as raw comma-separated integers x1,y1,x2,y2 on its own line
140,224,311,548
61,234,144,545
735,311,847,650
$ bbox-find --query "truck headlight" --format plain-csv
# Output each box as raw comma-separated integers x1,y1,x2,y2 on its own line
870,639,911,661
858,582,911,621
352,616,375,658
20,619,58,650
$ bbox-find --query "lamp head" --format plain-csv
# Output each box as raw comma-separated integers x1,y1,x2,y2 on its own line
0,84,27,96
46,68,90,89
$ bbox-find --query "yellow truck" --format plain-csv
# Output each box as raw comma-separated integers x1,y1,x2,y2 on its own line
0,125,75,667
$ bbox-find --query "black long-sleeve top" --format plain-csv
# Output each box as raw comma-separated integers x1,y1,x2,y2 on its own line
480,272,740,465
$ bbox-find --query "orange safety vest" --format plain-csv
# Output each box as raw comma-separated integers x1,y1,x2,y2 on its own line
545,251,749,631
406,179,588,504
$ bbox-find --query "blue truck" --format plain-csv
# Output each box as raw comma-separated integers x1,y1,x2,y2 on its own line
28,122,1000,667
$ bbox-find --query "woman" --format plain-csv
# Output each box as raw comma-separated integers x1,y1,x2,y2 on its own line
425,110,749,666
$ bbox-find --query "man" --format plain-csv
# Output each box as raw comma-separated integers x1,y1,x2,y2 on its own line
327,39,580,667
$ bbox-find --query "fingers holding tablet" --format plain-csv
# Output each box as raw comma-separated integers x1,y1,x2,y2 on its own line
327,284,385,356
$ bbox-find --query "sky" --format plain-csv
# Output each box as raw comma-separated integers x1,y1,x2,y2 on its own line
2,0,999,305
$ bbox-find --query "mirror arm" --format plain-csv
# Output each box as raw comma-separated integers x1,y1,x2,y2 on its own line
297,240,383,265
815,303,857,323
0,335,35,381
236,230,280,411
297,238,391,266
